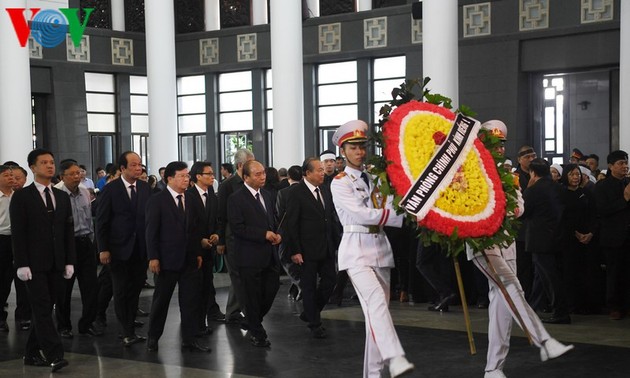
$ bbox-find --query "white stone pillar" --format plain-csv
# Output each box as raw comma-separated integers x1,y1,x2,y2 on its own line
305,0,320,17
252,0,268,25
110,0,125,31
145,0,178,174
620,0,630,151
0,2,34,170
205,0,220,31
356,0,372,12
270,0,304,168
422,0,459,108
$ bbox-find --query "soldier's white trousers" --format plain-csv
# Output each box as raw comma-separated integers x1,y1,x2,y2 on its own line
347,266,405,378
473,255,551,372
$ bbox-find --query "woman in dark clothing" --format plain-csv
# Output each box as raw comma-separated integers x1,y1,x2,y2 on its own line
559,164,600,314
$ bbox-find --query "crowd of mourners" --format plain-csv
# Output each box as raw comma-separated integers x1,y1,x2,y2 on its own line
0,133,628,375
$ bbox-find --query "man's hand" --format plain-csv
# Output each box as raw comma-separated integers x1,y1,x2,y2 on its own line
149,259,160,275
99,251,111,265
208,234,219,245
63,265,74,279
624,182,630,201
265,231,282,245
216,245,225,255
291,253,304,265
16,267,32,282
197,256,203,269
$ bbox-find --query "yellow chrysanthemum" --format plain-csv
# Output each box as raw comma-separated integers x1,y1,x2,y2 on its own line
434,151,489,215
402,113,452,177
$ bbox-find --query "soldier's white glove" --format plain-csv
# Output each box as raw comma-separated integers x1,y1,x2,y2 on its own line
63,265,74,279
17,267,32,281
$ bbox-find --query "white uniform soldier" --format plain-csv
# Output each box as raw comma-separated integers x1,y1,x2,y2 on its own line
467,120,574,378
330,120,414,378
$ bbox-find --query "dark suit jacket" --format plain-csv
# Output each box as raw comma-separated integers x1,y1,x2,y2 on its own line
95,178,151,261
284,181,340,262
217,173,244,245
595,175,630,248
145,188,203,272
522,177,564,254
186,185,218,259
10,183,76,272
227,186,278,269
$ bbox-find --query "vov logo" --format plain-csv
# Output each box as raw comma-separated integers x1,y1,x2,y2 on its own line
6,8,93,48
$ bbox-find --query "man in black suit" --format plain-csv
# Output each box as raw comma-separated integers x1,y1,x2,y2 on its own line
522,158,569,324
285,158,339,338
276,165,303,301
188,161,221,334
145,161,210,352
594,150,630,320
10,149,76,372
96,151,151,346
217,149,254,324
228,160,281,347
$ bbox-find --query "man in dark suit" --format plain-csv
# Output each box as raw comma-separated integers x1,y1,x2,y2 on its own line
188,161,221,334
285,158,339,338
10,149,76,372
594,150,630,320
217,149,254,324
96,151,151,346
276,165,303,301
228,160,281,347
522,158,569,324
145,161,210,352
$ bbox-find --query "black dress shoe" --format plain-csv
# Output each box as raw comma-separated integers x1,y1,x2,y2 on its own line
311,326,327,339
250,335,271,347
122,335,146,347
146,338,158,351
59,329,74,339
207,312,226,322
137,308,149,317
428,293,455,312
134,320,144,327
181,340,211,352
143,281,155,289
23,355,48,366
19,320,31,331
196,326,213,337
0,321,9,332
50,358,68,372
79,326,104,337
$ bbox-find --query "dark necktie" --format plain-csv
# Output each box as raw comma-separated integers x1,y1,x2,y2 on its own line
360,172,370,188
130,184,137,212
44,187,54,218
177,194,185,215
203,192,209,212
255,192,267,213
315,187,324,209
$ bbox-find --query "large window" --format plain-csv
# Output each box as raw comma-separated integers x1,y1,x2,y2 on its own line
542,76,565,164
85,72,117,172
177,75,207,166
130,75,149,166
218,71,253,165
317,61,358,154
372,56,406,120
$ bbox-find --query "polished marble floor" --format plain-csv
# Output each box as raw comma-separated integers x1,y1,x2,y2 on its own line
1,273,629,377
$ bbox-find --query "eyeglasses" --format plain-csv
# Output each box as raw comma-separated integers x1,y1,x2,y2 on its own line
199,172,215,176
175,174,191,179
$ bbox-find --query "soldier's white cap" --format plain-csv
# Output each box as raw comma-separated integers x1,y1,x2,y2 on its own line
481,120,507,141
332,120,368,147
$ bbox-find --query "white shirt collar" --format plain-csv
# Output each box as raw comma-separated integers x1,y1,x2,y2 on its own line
33,180,52,193
244,182,260,198
303,178,318,193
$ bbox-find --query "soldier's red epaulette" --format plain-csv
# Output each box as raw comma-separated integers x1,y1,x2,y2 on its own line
334,172,347,179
